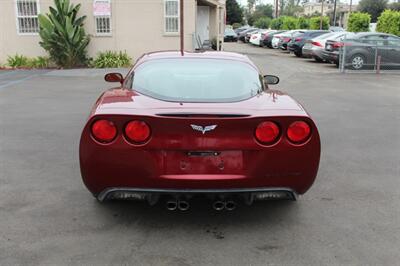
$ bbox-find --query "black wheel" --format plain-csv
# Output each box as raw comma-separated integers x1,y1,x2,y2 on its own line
350,54,366,70
294,52,302,57
314,57,323,63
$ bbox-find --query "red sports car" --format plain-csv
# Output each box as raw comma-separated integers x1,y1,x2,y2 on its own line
79,51,320,210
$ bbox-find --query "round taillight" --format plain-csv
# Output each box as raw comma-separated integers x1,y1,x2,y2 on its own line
287,121,311,143
91,119,117,143
255,121,280,144
125,120,151,143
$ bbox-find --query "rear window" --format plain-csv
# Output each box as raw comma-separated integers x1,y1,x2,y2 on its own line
132,58,263,103
225,29,235,35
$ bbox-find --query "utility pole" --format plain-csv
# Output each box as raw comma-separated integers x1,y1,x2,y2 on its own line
180,0,184,56
333,0,337,26
275,0,279,18
349,0,352,13
320,0,324,30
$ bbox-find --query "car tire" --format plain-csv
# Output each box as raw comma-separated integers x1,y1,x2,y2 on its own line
314,57,324,63
350,54,366,70
294,52,302,57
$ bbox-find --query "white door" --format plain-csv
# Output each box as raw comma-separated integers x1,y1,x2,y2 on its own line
196,6,210,44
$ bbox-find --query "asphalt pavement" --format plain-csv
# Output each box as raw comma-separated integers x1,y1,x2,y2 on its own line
0,43,399,265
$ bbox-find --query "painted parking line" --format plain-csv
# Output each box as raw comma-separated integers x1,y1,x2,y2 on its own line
0,73,38,89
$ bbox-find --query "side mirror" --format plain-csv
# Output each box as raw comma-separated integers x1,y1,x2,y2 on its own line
105,73,124,84
263,75,280,85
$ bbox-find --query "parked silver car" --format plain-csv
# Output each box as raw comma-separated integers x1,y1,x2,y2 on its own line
302,32,355,62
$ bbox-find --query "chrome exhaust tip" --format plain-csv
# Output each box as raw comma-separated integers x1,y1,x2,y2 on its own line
225,200,236,211
212,201,225,211
166,200,178,211
177,200,190,211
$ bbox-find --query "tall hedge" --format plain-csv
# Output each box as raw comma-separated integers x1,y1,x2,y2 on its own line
281,16,298,30
347,12,371,32
271,17,284,29
296,17,310,29
254,17,272,29
309,16,330,30
377,10,400,36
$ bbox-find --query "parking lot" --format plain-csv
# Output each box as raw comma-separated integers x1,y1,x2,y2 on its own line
0,43,399,265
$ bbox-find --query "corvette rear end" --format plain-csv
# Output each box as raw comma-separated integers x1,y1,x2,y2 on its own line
79,51,321,209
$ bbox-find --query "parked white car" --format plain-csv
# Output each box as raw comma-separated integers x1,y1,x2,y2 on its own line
249,30,270,46
272,34,284,48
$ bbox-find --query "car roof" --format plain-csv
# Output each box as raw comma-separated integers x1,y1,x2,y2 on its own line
136,51,257,68
354,32,398,38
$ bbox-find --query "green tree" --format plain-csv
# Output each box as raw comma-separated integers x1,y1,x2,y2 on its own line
38,0,89,68
388,2,400,11
281,0,304,16
358,0,388,22
296,17,310,29
309,16,329,30
347,12,371,32
226,0,243,25
377,10,400,36
254,17,272,29
247,4,274,25
247,0,257,13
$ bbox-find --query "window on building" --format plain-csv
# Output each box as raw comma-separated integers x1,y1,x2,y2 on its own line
164,0,179,34
15,0,40,34
93,0,111,35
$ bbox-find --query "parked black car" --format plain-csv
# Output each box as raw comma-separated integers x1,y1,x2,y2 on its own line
288,30,330,57
234,25,250,34
322,32,400,69
224,28,238,42
262,30,286,48
278,30,306,50
238,28,257,42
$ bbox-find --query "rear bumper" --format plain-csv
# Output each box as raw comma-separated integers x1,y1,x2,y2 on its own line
321,51,339,63
288,44,301,53
224,36,237,42
80,115,321,197
97,187,298,202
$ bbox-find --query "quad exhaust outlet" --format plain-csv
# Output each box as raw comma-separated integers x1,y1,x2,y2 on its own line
212,200,225,211
166,200,178,211
177,200,190,211
166,199,190,211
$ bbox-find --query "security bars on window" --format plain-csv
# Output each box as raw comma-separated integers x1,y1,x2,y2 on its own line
15,0,40,34
95,16,111,35
164,0,179,34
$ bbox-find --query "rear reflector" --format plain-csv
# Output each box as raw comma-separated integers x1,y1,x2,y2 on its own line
287,121,311,143
255,121,280,144
254,191,293,200
91,119,117,143
125,120,151,144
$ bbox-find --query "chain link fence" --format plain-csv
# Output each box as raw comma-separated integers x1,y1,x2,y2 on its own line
338,37,400,73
